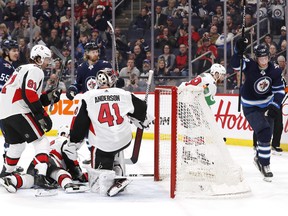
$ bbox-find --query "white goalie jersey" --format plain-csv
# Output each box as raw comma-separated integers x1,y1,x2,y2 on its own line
0,64,44,119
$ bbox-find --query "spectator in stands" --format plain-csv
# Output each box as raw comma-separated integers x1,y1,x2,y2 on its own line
131,7,151,32
156,27,176,49
196,37,218,74
44,73,66,92
162,0,177,16
227,5,241,27
154,5,167,36
45,28,62,50
278,26,286,50
176,26,189,48
194,0,214,29
11,19,27,40
214,4,224,26
262,34,277,49
154,58,171,86
60,6,73,28
92,5,109,42
165,15,177,36
54,0,67,18
174,0,189,19
158,44,176,74
119,58,140,86
88,0,99,21
207,25,220,45
75,34,88,63
78,17,93,36
113,27,129,57
226,14,238,35
2,0,19,22
125,73,147,92
17,37,29,65
279,40,287,57
34,0,53,33
269,44,278,64
115,50,127,72
270,0,285,35
278,55,287,80
175,17,189,38
140,59,151,77
0,23,11,43
208,15,223,35
172,43,188,76
25,17,41,44
131,43,147,71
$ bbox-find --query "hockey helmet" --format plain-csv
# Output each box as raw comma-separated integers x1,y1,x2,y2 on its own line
57,125,70,138
2,39,19,50
30,44,52,65
84,42,99,52
254,44,269,57
96,68,117,87
210,63,226,81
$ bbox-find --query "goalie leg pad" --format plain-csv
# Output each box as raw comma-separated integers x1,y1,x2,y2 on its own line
114,151,126,176
87,167,115,195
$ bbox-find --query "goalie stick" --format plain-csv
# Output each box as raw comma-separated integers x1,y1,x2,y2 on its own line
125,70,154,164
107,21,119,74
49,46,66,112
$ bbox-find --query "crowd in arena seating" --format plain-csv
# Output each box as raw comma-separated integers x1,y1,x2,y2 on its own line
0,0,287,93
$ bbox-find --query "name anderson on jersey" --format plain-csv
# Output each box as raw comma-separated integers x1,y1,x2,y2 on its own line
94,95,120,103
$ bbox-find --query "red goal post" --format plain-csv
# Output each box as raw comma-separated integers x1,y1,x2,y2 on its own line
154,85,251,198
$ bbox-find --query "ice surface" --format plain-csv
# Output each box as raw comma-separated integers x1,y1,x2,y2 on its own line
1,137,288,216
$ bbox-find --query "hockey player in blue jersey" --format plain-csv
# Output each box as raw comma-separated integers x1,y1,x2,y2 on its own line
0,40,22,171
66,42,112,100
231,39,285,182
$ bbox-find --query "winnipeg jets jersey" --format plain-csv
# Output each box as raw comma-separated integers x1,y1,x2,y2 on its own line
77,88,135,152
70,60,112,93
180,72,217,106
0,58,15,91
231,55,285,108
0,64,44,119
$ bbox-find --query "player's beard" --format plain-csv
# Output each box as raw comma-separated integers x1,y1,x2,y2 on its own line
89,55,99,64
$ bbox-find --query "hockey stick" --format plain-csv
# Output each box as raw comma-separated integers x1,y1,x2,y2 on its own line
237,0,246,112
49,46,66,112
128,173,154,177
125,70,154,164
107,21,120,74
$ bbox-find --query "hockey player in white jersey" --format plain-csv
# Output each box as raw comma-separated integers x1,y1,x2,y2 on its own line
69,68,149,196
0,125,89,194
0,44,61,190
180,63,226,106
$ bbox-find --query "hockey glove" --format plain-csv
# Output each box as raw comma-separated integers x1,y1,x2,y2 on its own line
66,86,77,100
34,111,52,132
265,104,280,119
40,88,62,106
235,37,248,55
130,113,154,129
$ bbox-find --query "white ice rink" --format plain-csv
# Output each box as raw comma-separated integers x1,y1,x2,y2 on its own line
1,136,288,216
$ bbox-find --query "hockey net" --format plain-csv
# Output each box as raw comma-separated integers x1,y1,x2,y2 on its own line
154,85,251,198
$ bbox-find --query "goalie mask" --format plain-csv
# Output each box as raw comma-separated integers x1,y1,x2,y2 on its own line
96,68,117,87
210,63,226,82
30,44,52,65
57,125,70,138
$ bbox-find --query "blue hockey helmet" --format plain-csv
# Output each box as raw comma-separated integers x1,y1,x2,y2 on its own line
2,39,19,50
254,44,269,57
84,42,99,52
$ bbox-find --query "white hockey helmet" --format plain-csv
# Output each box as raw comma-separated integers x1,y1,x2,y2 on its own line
96,68,117,87
30,44,52,65
210,63,226,81
57,125,70,138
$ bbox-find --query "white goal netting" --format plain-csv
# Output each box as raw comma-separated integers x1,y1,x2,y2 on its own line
154,85,251,198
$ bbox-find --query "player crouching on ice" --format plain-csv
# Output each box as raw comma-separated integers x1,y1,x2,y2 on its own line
68,68,150,197
179,63,226,106
0,125,89,195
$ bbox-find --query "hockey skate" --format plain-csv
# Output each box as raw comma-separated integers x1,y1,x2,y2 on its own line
254,156,273,182
107,178,132,197
272,146,283,156
0,177,17,193
64,183,89,193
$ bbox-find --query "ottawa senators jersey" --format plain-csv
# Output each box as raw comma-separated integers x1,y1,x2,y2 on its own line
0,64,44,119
